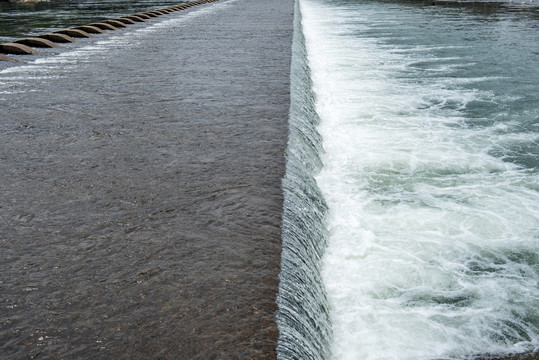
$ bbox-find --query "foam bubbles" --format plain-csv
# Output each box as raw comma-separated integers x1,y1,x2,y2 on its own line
301,0,539,358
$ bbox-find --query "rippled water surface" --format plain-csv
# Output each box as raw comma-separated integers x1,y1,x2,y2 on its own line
0,0,293,358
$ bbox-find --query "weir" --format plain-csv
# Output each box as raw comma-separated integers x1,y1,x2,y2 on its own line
0,0,220,58
3,0,536,358
276,1,332,359
0,0,293,358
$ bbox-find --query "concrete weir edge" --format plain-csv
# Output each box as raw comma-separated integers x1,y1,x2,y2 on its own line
0,0,220,60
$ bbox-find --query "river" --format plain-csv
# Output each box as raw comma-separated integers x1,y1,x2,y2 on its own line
277,0,538,359
1,0,293,358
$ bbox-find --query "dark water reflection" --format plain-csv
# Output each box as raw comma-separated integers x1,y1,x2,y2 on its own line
0,0,188,43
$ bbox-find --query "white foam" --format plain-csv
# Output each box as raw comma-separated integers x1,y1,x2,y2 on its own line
300,0,539,358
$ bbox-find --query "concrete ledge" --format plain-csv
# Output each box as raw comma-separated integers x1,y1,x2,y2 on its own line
123,15,146,22
0,54,16,62
150,10,169,15
73,25,106,34
102,19,129,28
0,42,41,55
132,13,153,20
14,37,62,48
88,22,119,31
38,33,79,43
115,17,137,25
54,29,95,38
141,12,160,18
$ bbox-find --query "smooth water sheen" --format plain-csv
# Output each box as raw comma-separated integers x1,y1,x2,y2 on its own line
295,0,538,359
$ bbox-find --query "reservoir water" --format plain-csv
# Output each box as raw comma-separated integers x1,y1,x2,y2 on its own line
0,0,293,357
278,0,538,359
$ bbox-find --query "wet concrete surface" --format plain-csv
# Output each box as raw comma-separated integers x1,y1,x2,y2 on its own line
0,0,293,358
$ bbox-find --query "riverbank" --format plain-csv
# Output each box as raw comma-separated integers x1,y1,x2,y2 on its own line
0,0,293,358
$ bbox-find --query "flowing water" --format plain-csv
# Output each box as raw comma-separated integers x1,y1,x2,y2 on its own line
0,0,293,357
278,0,538,359
1,0,537,358
0,0,187,44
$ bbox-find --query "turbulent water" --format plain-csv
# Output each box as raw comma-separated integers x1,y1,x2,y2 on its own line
279,0,538,359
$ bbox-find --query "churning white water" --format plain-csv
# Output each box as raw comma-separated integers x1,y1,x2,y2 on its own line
299,0,539,358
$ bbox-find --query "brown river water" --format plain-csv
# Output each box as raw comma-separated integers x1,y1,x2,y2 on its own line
0,0,293,358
